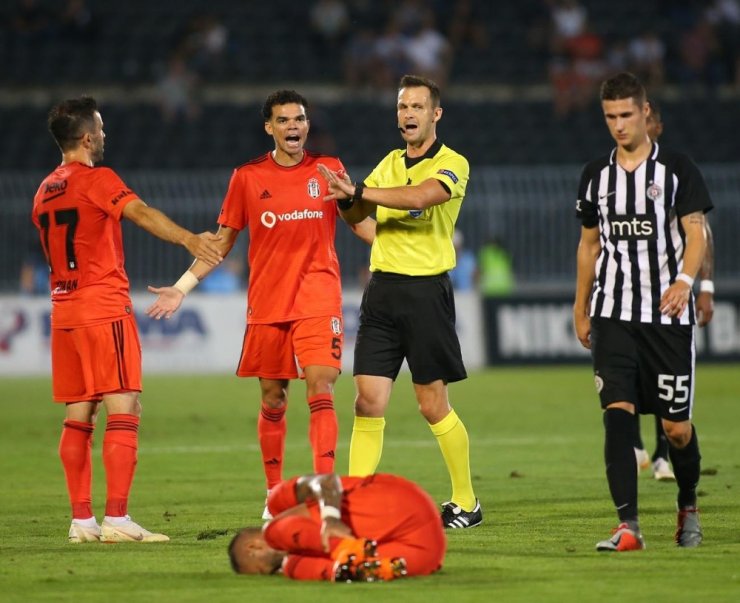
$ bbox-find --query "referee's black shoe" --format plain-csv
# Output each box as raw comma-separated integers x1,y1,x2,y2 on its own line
441,499,483,529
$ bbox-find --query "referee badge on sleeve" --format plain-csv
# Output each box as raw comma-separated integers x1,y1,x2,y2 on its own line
594,374,604,394
437,169,458,184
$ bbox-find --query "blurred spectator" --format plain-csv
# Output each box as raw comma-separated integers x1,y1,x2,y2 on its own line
605,37,630,72
549,0,587,54
449,230,477,291
447,0,489,51
393,0,428,35
11,0,52,40
157,53,201,123
58,0,96,44
677,17,724,88
706,0,740,87
404,10,453,87
372,16,413,91
549,22,606,117
343,25,378,90
627,30,665,87
309,0,350,58
478,237,514,297
525,1,554,64
173,13,231,79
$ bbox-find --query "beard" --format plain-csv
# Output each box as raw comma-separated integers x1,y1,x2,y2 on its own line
90,142,104,164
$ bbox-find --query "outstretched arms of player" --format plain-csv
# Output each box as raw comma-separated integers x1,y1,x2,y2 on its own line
295,474,353,552
695,221,714,326
314,164,376,244
122,199,223,266
146,225,239,320
573,226,601,349
317,164,450,224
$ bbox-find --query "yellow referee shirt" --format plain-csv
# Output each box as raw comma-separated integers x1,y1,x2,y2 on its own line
364,140,469,276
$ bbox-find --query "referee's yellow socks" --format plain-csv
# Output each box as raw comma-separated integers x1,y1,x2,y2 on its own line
429,409,476,511
348,416,386,476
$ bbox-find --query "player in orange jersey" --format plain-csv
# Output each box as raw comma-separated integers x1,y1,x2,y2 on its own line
32,96,223,543
228,472,445,581
147,90,372,517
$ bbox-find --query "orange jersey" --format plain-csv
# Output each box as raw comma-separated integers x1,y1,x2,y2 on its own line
268,473,438,536
31,162,139,328
266,473,446,577
217,151,344,324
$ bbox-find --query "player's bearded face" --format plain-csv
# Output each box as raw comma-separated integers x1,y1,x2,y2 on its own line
89,112,105,163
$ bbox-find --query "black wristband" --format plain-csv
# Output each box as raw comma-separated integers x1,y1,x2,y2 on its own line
337,198,354,211
352,182,366,202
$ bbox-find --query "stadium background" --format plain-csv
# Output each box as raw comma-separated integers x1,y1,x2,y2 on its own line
1,0,739,369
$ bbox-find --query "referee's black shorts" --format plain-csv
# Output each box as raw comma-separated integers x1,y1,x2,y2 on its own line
353,271,467,384
590,317,696,421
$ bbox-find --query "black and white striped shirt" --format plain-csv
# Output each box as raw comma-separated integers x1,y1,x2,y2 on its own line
576,142,713,325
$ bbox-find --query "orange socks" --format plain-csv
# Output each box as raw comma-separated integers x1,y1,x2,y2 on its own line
308,394,337,474
103,414,139,517
258,402,287,489
59,420,94,519
283,556,335,581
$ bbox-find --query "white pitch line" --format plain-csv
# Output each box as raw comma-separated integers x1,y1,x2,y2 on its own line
140,436,583,455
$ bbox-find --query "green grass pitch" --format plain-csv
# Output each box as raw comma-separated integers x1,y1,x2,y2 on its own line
1,365,738,603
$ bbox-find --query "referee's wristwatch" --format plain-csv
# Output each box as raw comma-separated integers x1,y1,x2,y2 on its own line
337,182,365,210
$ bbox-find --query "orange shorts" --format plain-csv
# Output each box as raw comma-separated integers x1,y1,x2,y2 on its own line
50,315,142,403
237,316,343,379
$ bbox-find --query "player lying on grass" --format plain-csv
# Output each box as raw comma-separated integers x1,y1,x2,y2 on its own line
228,473,446,581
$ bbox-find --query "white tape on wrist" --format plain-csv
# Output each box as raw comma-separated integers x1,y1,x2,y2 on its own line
675,273,694,288
320,505,341,520
699,280,715,294
173,270,199,295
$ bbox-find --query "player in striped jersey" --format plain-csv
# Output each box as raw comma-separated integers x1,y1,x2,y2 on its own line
574,73,712,551
632,100,716,482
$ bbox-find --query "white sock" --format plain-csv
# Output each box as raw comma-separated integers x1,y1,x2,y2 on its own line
72,516,98,527
103,515,130,525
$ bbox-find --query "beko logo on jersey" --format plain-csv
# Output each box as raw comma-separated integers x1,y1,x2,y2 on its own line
44,180,67,194
260,208,324,228
608,214,657,241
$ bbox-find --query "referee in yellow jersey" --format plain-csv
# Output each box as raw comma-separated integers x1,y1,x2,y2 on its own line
318,74,481,529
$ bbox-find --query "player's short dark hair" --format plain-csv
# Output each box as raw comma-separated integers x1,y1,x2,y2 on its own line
262,90,309,121
47,96,98,152
600,72,646,106
399,74,441,107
